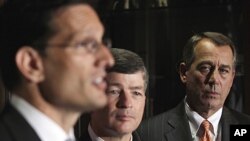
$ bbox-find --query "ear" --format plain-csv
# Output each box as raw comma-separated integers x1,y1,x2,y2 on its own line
15,46,45,83
179,62,188,83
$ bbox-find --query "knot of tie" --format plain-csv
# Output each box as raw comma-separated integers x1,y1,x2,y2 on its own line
202,120,210,131
200,120,211,141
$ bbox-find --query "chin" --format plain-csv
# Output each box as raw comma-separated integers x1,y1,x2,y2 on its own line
115,124,135,134
204,101,219,109
116,128,134,135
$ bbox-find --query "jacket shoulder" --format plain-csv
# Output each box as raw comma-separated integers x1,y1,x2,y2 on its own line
137,104,184,141
0,116,13,141
223,107,250,124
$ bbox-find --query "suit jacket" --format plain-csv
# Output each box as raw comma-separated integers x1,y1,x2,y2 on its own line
137,101,250,141
0,104,41,141
78,129,141,141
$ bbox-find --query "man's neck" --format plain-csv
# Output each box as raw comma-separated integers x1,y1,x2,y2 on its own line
13,87,80,133
88,124,132,141
101,134,132,141
186,97,222,119
198,110,216,119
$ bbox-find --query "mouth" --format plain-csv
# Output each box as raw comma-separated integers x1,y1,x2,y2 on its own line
92,76,107,91
204,88,219,95
116,115,134,121
203,91,220,99
207,92,219,95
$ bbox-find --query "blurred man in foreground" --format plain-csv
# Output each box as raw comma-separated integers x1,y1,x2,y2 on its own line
0,0,114,140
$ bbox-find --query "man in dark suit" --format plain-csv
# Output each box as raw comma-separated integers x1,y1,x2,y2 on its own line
137,32,250,141
79,48,148,141
0,0,114,140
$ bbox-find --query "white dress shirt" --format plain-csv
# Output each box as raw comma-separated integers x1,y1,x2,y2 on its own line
185,100,222,141
10,95,75,141
88,124,133,141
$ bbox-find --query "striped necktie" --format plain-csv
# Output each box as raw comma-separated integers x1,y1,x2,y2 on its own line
200,120,211,141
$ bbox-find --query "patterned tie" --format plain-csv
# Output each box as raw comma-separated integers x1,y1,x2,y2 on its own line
200,120,211,141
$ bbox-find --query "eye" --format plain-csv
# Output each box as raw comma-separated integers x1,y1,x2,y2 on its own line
102,38,112,49
107,89,120,95
199,65,212,74
75,39,100,53
219,68,229,74
132,91,143,96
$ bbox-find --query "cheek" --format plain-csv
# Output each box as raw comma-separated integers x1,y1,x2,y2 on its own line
71,56,94,71
62,57,94,85
107,96,118,105
107,100,118,117
135,100,145,117
221,80,234,94
96,105,112,121
186,74,205,88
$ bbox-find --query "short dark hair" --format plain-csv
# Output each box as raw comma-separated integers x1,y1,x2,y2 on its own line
0,0,94,91
182,32,237,69
108,48,149,90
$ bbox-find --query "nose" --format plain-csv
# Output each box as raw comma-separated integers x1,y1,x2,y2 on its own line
95,44,114,68
117,92,133,109
208,69,220,85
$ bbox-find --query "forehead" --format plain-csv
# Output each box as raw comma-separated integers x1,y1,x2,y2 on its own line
107,72,145,86
50,4,104,39
193,39,234,65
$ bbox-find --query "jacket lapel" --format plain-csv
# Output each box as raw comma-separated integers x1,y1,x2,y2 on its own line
79,132,91,141
164,102,193,141
1,104,41,141
132,131,142,141
220,107,238,141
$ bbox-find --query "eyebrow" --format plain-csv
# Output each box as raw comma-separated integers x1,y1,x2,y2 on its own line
108,83,121,87
108,83,144,90
197,61,232,69
129,86,144,90
51,32,75,47
219,64,232,70
197,61,213,67
62,30,89,44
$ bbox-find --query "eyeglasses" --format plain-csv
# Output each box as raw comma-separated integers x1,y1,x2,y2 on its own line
33,38,112,54
73,38,112,53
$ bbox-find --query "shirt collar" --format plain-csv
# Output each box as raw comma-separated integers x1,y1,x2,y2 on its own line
184,97,222,135
207,107,222,135
10,95,75,141
88,124,133,141
88,124,105,141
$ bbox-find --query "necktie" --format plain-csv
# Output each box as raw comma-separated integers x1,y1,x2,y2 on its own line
200,120,211,141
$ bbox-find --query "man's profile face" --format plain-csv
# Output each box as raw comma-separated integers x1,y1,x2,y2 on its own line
39,4,114,112
183,39,235,113
92,71,146,135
